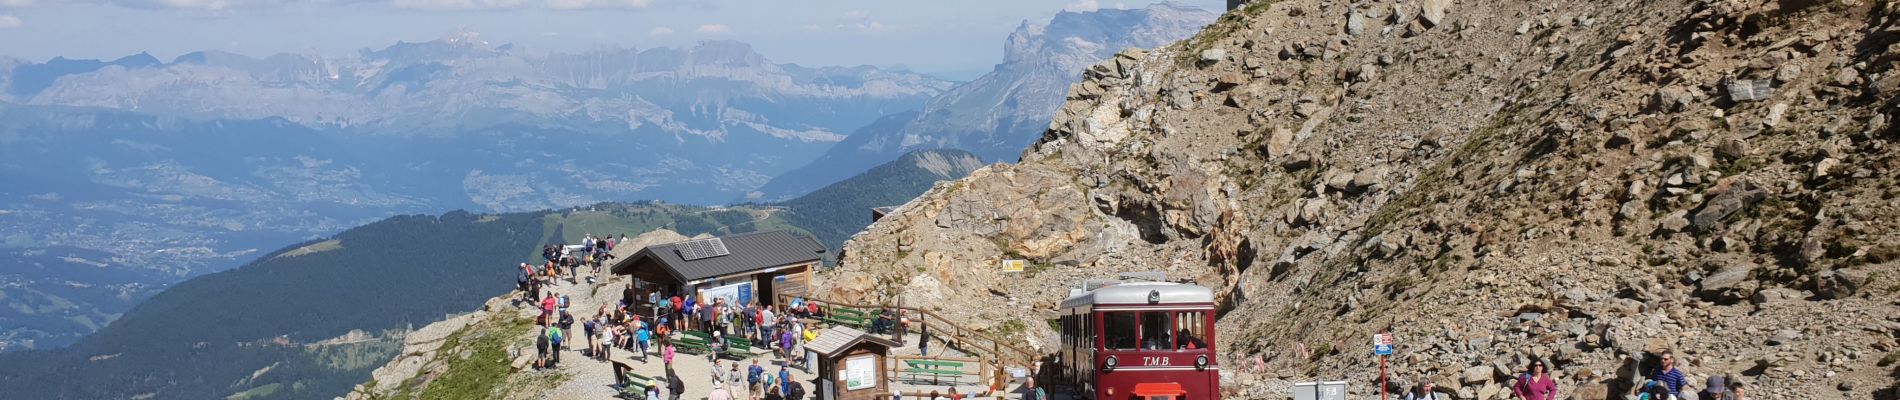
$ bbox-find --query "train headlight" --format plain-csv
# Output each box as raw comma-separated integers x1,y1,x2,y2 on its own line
1196,355,1209,371
1104,355,1117,371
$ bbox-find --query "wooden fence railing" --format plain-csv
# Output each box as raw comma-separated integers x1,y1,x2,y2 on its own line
780,294,1041,367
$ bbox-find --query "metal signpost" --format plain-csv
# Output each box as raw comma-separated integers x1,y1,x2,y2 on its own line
1373,333,1394,400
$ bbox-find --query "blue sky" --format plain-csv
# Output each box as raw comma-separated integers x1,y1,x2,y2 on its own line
0,0,1223,78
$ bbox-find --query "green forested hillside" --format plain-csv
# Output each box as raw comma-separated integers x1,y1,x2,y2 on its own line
777,149,986,252
0,203,789,400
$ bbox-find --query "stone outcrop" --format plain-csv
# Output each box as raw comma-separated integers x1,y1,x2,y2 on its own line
820,0,1900,398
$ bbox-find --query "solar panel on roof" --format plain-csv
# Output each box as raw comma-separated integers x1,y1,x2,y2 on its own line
677,238,732,261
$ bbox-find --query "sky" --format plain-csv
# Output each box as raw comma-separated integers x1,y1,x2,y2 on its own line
0,0,1223,79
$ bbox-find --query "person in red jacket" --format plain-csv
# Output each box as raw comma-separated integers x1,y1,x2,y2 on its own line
1512,359,1557,400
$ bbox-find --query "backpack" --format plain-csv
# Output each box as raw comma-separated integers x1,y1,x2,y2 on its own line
749,365,764,383
550,329,564,346
788,382,804,400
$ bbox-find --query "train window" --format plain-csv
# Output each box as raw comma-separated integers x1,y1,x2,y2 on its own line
1103,312,1137,349
1139,312,1172,350
1175,311,1207,350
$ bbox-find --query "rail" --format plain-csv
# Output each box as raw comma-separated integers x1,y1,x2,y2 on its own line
781,294,1041,367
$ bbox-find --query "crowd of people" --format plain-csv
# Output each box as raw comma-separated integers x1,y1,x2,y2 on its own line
515,240,830,400
598,287,820,400
518,233,622,304
1397,350,1748,400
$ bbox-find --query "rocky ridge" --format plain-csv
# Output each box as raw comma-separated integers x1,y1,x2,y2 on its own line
749,4,1219,201
819,0,1900,399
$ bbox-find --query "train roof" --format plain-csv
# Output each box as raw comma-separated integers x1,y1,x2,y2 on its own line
1058,282,1215,309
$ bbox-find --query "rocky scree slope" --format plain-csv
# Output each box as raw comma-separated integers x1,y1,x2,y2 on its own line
819,0,1900,398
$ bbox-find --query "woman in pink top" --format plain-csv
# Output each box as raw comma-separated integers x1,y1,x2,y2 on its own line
1512,359,1557,400
662,341,677,366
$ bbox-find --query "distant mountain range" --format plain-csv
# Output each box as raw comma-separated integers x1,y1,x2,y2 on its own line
0,145,987,399
747,3,1216,201
0,4,1215,354
4,34,950,139
0,35,949,352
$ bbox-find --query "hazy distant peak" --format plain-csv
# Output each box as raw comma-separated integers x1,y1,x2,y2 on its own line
358,32,508,63
109,52,163,68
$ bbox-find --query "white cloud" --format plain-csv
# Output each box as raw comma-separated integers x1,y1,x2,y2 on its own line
648,26,673,37
1064,0,1098,12
841,9,868,20
545,0,650,10
391,0,528,10
694,23,728,34
0,14,18,29
0,0,32,8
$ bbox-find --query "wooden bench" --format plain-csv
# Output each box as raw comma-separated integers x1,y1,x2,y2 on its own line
824,314,870,329
901,359,966,385
673,338,711,354
615,369,654,398
720,340,755,360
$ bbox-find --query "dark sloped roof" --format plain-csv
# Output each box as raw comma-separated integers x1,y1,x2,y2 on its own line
611,230,825,282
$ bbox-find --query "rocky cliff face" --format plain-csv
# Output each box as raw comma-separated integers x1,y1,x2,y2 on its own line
748,4,1218,201
821,0,1900,398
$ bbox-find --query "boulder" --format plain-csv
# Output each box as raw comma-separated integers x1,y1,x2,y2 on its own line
1347,11,1368,36
1815,269,1868,299
1266,127,1296,158
1658,210,1691,233
1571,382,1611,400
1199,48,1228,63
1477,382,1503,400
1695,265,1754,302
1715,138,1748,160
1691,181,1764,231
1419,0,1451,27
1751,287,1802,305
1727,79,1773,102
1813,157,1840,180
1464,365,1495,384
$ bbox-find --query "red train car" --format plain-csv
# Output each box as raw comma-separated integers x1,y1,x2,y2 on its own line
1055,282,1219,400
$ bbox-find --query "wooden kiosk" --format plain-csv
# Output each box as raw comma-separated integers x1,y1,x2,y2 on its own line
804,327,900,400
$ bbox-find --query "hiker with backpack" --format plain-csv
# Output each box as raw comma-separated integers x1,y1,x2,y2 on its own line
748,359,766,400
558,308,575,350
1512,359,1557,400
547,324,565,367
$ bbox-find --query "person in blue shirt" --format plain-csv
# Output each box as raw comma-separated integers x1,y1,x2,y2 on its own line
777,366,791,396
636,322,653,363
1649,351,1687,396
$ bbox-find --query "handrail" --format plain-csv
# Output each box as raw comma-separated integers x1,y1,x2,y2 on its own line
782,294,1041,366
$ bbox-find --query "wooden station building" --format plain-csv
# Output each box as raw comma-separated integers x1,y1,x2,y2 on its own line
610,230,824,307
